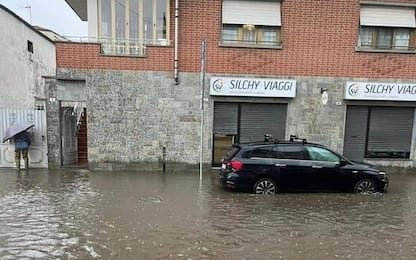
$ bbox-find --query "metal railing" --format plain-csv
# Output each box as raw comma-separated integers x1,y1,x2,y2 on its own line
63,37,171,57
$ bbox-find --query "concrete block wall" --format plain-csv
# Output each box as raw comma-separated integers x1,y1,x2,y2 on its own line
49,68,347,167
52,69,210,169
286,78,346,153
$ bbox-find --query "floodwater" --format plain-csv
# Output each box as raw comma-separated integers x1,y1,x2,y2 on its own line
0,167,416,259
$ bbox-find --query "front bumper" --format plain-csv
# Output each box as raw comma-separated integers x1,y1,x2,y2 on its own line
380,176,389,192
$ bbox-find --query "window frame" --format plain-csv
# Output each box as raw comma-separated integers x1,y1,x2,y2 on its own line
359,26,413,50
357,4,416,53
98,0,170,45
220,0,282,49
221,24,282,47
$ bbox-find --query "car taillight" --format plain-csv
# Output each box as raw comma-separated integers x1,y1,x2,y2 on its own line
230,160,243,171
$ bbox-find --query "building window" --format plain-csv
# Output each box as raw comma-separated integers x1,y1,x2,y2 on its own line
221,0,282,47
27,40,33,53
358,5,416,51
99,0,169,45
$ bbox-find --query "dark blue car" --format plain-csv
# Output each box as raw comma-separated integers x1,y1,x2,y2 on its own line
219,136,389,194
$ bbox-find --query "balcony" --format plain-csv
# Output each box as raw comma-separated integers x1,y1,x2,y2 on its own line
63,37,171,57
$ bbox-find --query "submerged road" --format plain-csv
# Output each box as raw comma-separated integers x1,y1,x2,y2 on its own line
0,167,415,259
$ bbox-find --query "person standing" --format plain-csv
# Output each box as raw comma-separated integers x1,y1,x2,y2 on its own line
14,131,31,170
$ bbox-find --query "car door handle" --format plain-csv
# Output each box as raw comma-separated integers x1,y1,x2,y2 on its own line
274,163,286,167
312,165,323,169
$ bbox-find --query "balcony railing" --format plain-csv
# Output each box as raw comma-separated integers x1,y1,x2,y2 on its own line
63,37,171,57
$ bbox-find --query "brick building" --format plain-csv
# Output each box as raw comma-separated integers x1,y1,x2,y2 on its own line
47,0,416,169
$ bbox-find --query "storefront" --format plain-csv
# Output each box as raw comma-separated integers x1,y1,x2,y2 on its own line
343,81,416,164
210,76,296,166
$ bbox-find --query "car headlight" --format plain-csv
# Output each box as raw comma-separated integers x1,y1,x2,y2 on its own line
378,171,386,175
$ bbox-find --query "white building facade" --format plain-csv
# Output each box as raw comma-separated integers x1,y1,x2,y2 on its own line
0,4,56,168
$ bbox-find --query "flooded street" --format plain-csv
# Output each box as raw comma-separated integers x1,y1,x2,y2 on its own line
1,167,416,259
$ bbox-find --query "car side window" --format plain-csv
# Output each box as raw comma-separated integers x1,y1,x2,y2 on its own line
275,145,306,160
306,146,340,162
242,146,274,158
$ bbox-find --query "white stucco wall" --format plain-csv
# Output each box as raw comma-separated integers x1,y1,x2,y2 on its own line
0,6,56,109
88,0,98,38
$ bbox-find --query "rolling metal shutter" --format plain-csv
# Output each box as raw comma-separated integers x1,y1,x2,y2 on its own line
360,5,416,28
367,107,414,155
213,102,238,134
343,106,368,162
239,103,287,143
222,0,281,26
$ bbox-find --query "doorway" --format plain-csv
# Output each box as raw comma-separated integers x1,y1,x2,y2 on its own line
60,102,88,166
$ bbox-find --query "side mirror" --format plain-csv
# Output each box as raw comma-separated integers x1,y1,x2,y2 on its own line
337,159,348,167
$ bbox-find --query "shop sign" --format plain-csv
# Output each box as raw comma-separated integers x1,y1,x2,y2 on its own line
345,81,416,101
210,77,296,98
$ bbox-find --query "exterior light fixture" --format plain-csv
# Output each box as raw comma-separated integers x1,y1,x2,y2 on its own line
320,88,329,105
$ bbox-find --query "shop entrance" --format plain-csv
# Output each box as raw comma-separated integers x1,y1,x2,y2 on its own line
344,106,414,162
212,102,287,166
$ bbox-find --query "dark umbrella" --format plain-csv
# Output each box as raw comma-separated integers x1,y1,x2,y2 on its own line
2,122,35,143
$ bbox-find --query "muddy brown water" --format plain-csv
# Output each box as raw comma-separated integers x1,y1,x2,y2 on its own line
0,167,416,259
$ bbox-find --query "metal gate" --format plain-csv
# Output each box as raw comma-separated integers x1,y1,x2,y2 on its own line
61,106,78,165
0,109,48,168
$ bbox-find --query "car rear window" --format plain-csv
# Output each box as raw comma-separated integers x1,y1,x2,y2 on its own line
223,146,240,160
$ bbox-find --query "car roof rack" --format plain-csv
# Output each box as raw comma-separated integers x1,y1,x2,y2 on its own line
289,134,307,144
264,134,279,143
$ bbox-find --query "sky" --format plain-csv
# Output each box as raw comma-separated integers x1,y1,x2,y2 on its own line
0,0,87,37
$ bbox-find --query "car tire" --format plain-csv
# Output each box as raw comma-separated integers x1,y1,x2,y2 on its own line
253,178,277,195
354,179,377,194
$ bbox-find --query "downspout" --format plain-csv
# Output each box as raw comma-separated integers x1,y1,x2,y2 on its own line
174,0,179,85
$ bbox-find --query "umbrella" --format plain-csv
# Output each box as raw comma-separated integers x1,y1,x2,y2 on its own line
2,122,35,143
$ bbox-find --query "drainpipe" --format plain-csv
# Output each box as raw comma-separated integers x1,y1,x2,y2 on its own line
174,0,179,85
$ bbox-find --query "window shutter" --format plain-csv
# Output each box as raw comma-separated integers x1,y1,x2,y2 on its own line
361,5,416,28
222,0,281,26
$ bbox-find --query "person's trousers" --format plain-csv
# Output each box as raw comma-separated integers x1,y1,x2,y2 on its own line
15,149,29,170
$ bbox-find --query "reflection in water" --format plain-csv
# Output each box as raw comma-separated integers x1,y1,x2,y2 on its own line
0,168,415,259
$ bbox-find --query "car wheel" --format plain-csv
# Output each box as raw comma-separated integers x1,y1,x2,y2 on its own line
253,178,276,195
354,179,377,194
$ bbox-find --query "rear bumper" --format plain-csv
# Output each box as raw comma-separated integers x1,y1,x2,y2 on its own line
218,171,253,192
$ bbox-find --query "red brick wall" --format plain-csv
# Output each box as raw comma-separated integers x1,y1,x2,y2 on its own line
56,0,416,79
